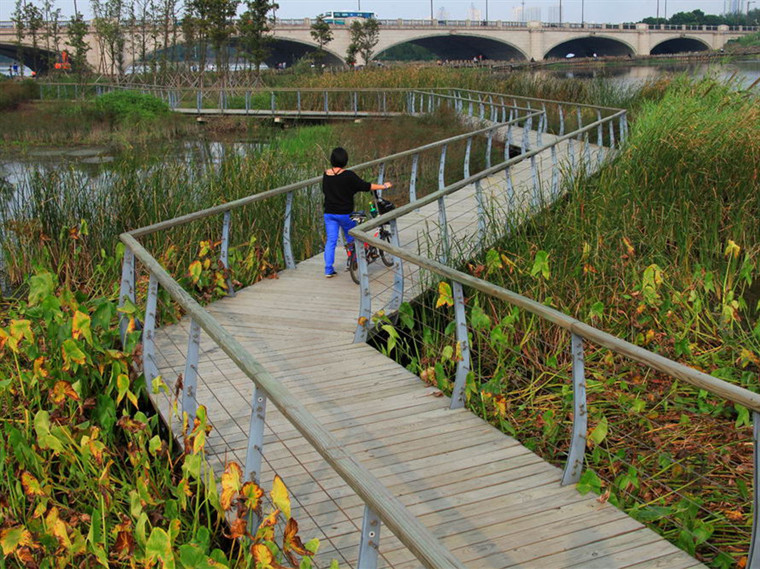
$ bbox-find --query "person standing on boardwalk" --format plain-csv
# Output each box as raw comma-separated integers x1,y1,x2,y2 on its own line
322,147,392,278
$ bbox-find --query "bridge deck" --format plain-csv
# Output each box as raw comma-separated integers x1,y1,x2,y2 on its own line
149,134,706,568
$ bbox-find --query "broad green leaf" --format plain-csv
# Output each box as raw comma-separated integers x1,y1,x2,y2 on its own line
530,250,550,280
28,272,56,306
485,249,502,272
589,416,608,445
146,528,176,569
34,410,64,453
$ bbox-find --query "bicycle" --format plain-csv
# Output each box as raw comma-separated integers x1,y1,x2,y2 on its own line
346,194,396,285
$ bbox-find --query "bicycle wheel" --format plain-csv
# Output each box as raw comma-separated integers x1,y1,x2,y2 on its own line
379,229,395,267
348,254,360,285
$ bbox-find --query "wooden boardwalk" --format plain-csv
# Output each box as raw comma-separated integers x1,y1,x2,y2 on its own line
149,133,706,568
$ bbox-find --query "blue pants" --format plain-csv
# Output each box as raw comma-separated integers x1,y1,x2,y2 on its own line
324,213,355,274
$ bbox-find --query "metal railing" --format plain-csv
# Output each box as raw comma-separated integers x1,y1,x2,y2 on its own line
121,87,608,568
347,95,760,568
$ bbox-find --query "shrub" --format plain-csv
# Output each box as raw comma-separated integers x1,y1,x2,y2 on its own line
0,79,39,111
94,90,170,123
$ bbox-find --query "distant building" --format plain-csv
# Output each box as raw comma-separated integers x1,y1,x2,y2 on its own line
467,3,482,20
513,6,541,21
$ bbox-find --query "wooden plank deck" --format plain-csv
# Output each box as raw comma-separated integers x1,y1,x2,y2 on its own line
149,131,705,568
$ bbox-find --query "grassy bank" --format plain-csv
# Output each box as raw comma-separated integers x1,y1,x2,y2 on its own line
380,77,760,567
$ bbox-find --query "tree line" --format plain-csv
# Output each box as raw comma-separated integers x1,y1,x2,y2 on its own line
8,0,383,78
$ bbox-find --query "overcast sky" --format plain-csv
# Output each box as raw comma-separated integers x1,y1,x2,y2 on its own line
0,0,740,25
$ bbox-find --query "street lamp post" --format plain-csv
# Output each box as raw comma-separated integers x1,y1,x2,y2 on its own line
559,0,562,25
430,0,434,19
581,0,585,26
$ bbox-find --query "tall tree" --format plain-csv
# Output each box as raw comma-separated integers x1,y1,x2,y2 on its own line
11,1,25,76
42,0,63,71
67,11,91,77
310,15,333,64
238,0,279,75
22,2,44,74
348,18,379,65
186,0,239,75
92,0,127,76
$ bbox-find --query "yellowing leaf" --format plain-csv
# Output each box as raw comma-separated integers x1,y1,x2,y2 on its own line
21,472,45,497
0,527,34,555
241,481,264,511
45,507,72,549
61,339,87,371
72,310,93,344
435,282,453,308
271,475,291,519
188,260,203,284
50,381,80,405
220,462,242,511
725,239,741,259
252,543,274,567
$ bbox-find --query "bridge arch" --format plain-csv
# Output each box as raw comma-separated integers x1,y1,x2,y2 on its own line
544,35,635,59
377,34,528,62
0,42,58,74
267,37,344,67
650,36,710,55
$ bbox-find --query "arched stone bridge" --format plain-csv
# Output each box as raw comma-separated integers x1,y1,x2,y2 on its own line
0,19,755,73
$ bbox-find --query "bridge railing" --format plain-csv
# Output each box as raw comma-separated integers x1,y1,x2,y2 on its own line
121,87,597,568
350,94,760,567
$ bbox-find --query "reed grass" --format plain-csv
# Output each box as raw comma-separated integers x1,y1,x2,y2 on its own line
378,76,760,567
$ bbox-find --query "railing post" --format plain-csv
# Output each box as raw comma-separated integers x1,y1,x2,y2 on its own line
562,333,588,486
620,113,628,143
500,96,506,122
748,412,760,568
283,191,296,270
324,90,329,115
505,166,515,212
353,91,358,116
382,91,387,114
244,387,268,484
449,281,471,410
377,162,386,185
437,196,449,264
596,109,603,147
271,91,276,116
388,218,404,313
559,104,565,136
196,90,202,113
245,91,251,114
220,210,236,295
357,505,381,569
464,137,472,178
475,180,485,245
530,155,539,208
521,119,530,154
438,144,447,191
142,273,159,385
551,146,559,199
297,90,302,114
609,119,616,149
576,106,583,130
119,247,136,344
353,240,372,344
183,319,201,425
409,153,419,202
478,95,484,119
485,129,493,168
506,121,513,157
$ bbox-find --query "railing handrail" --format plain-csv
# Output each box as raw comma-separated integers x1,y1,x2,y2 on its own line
120,233,466,569
349,109,760,414
129,105,543,238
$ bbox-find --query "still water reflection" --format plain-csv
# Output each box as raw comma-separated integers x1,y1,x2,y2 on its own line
542,56,760,88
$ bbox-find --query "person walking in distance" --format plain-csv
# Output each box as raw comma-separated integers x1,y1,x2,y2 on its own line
321,147,392,278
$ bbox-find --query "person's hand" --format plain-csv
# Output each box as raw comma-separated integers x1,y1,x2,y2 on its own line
383,181,392,189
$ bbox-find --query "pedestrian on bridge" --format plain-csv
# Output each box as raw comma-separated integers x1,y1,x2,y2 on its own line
322,147,392,278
